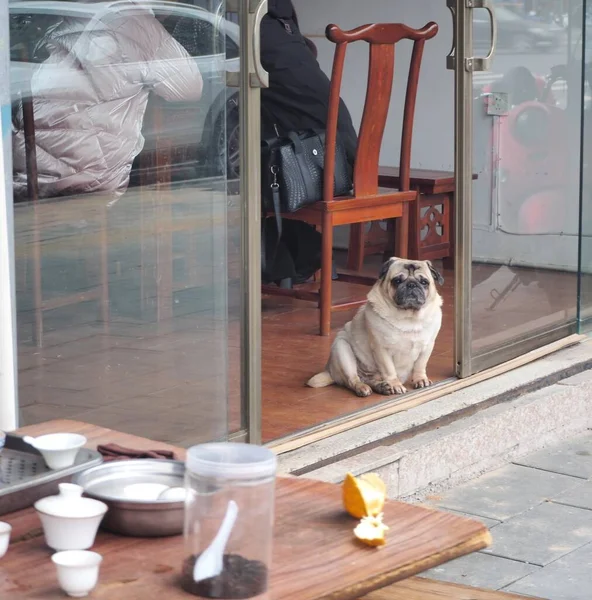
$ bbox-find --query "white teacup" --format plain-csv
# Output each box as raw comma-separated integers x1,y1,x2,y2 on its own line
35,483,108,551
52,550,102,598
24,433,86,470
0,522,12,558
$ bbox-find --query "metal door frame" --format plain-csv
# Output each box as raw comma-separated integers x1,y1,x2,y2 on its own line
577,0,591,332
451,0,475,378
238,0,267,443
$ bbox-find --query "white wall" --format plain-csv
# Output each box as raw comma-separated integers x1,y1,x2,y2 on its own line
294,0,582,271
295,0,455,171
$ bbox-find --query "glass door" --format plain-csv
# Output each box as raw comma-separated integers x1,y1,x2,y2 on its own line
579,0,591,330
455,0,585,376
0,0,18,431
1,0,265,442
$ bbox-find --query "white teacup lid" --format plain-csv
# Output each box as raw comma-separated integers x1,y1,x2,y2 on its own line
34,483,107,519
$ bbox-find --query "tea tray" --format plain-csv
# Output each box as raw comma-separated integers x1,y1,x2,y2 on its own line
0,433,103,515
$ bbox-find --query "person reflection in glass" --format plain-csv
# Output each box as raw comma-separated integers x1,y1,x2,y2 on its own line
12,0,203,201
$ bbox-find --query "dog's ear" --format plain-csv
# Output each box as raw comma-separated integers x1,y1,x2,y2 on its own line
379,257,396,281
427,261,444,286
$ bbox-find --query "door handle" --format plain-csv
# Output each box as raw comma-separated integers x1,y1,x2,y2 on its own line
467,0,497,72
447,0,497,72
250,0,269,88
446,0,456,70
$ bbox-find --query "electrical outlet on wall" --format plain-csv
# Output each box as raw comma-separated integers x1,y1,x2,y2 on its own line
486,92,510,116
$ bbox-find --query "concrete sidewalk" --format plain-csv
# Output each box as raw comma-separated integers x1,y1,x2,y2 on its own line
423,405,592,599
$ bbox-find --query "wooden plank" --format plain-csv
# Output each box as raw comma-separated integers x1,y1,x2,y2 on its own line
262,285,319,302
378,166,477,194
327,192,415,213
379,166,455,191
363,577,540,600
332,204,404,226
332,299,367,312
1,421,491,600
337,273,376,286
269,334,586,454
41,289,102,311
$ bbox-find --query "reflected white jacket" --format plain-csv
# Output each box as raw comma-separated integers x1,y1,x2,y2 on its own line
12,2,203,199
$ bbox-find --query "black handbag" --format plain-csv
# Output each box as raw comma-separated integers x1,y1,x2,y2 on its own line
261,130,353,215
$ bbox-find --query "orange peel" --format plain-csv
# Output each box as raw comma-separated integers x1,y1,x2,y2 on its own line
353,514,389,547
342,472,386,519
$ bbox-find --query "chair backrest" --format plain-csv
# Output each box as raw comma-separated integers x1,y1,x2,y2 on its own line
323,22,438,201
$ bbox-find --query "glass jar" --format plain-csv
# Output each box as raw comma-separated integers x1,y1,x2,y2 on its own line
182,443,276,599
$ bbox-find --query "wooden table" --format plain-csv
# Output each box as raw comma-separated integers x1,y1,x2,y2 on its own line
0,420,491,600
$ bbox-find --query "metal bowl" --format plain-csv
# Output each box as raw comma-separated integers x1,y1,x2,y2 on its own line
72,459,185,537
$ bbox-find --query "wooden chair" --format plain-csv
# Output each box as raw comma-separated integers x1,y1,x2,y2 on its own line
138,96,204,323
19,87,110,347
262,21,439,336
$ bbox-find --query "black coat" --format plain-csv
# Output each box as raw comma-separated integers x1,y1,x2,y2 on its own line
260,0,357,284
260,0,358,165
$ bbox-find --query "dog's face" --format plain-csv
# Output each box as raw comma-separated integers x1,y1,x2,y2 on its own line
378,257,444,311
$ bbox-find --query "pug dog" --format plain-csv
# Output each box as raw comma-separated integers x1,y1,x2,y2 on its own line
307,257,444,397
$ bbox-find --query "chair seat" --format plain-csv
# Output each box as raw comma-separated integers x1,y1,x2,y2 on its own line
266,188,416,227
328,186,412,207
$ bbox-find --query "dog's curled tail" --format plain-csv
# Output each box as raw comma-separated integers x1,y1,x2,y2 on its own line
306,371,334,388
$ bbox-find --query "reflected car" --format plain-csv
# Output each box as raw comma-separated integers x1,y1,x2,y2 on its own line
474,6,563,52
9,0,239,184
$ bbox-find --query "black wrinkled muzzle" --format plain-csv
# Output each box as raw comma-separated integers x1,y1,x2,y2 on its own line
394,281,426,310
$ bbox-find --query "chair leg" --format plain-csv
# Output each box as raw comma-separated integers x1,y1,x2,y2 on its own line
442,192,455,270
320,211,334,336
100,207,110,335
32,204,43,347
346,223,365,271
395,202,410,259
409,189,421,260
382,219,395,262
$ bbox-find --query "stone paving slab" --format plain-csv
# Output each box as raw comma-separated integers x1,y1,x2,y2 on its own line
437,464,581,521
436,508,501,530
506,541,592,600
482,501,592,566
425,552,539,591
553,480,592,511
514,434,592,479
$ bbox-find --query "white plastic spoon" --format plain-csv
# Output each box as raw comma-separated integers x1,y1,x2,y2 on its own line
193,500,239,583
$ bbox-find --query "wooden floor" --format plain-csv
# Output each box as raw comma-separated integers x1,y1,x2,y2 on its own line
260,255,455,441
260,254,577,442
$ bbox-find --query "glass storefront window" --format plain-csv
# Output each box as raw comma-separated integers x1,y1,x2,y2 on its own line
7,0,240,444
470,0,583,368
1,0,590,447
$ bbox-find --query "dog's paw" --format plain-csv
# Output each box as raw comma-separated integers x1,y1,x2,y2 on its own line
353,383,373,397
412,375,433,389
375,380,407,395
